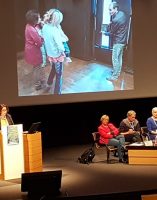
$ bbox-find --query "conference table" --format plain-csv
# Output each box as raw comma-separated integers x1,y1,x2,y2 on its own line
126,142,157,165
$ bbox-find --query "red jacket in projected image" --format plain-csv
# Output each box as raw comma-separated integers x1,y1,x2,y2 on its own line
98,123,119,144
24,24,43,66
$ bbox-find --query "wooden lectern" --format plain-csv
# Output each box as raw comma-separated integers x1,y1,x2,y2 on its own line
23,132,43,173
0,131,42,180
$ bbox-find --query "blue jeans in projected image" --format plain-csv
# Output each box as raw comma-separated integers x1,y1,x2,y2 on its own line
112,43,125,79
47,62,63,94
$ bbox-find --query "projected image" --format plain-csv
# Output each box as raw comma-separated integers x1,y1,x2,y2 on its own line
16,0,133,96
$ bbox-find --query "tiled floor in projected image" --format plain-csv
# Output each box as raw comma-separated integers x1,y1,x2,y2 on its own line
17,55,134,96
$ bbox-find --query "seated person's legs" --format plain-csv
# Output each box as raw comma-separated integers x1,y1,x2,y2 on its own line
108,138,124,162
134,132,142,142
115,134,125,146
125,134,135,143
125,132,142,143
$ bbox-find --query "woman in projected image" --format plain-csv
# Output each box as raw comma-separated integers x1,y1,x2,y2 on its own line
98,114,126,163
24,9,47,91
0,104,14,130
42,9,66,94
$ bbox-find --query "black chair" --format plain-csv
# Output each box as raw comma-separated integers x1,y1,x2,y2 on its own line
141,126,150,141
92,132,117,163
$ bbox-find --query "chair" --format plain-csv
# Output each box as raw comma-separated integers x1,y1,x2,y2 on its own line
141,126,150,141
92,132,117,163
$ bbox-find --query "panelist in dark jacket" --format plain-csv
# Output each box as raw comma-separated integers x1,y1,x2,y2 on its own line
119,110,141,143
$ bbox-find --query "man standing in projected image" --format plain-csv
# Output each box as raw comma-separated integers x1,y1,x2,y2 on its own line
106,1,128,81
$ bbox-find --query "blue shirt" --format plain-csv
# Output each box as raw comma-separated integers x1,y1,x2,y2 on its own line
146,117,157,133
42,23,65,58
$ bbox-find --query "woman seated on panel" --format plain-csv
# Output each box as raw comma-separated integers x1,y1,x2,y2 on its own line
0,104,14,130
98,114,125,163
146,107,157,140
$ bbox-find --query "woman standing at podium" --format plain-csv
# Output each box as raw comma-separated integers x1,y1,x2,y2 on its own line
0,104,14,130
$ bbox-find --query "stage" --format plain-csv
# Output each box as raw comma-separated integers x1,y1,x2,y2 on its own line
0,144,157,200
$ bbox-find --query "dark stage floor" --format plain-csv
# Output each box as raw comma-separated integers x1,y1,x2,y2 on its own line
0,144,157,200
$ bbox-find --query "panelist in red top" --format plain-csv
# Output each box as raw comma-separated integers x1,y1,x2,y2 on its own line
98,114,125,163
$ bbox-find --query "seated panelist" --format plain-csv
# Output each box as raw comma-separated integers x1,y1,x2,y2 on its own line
0,104,14,130
146,107,157,140
119,110,141,143
98,114,125,163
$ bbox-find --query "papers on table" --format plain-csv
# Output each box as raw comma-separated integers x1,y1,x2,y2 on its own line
129,142,145,146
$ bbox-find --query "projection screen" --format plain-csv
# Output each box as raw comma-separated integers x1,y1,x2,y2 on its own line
1,0,157,106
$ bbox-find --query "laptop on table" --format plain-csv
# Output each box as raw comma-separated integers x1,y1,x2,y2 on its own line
23,122,41,134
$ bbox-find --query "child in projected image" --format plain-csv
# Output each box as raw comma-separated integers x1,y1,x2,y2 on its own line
43,9,72,63
42,9,66,94
24,9,46,91
35,20,47,67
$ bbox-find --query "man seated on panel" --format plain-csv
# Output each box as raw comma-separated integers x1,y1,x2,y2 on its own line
119,110,142,143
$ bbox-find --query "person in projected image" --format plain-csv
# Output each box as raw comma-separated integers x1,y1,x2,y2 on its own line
42,9,66,94
105,1,129,81
43,9,72,64
0,104,14,130
24,9,47,91
98,114,126,163
146,107,157,140
35,19,47,68
119,110,142,143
